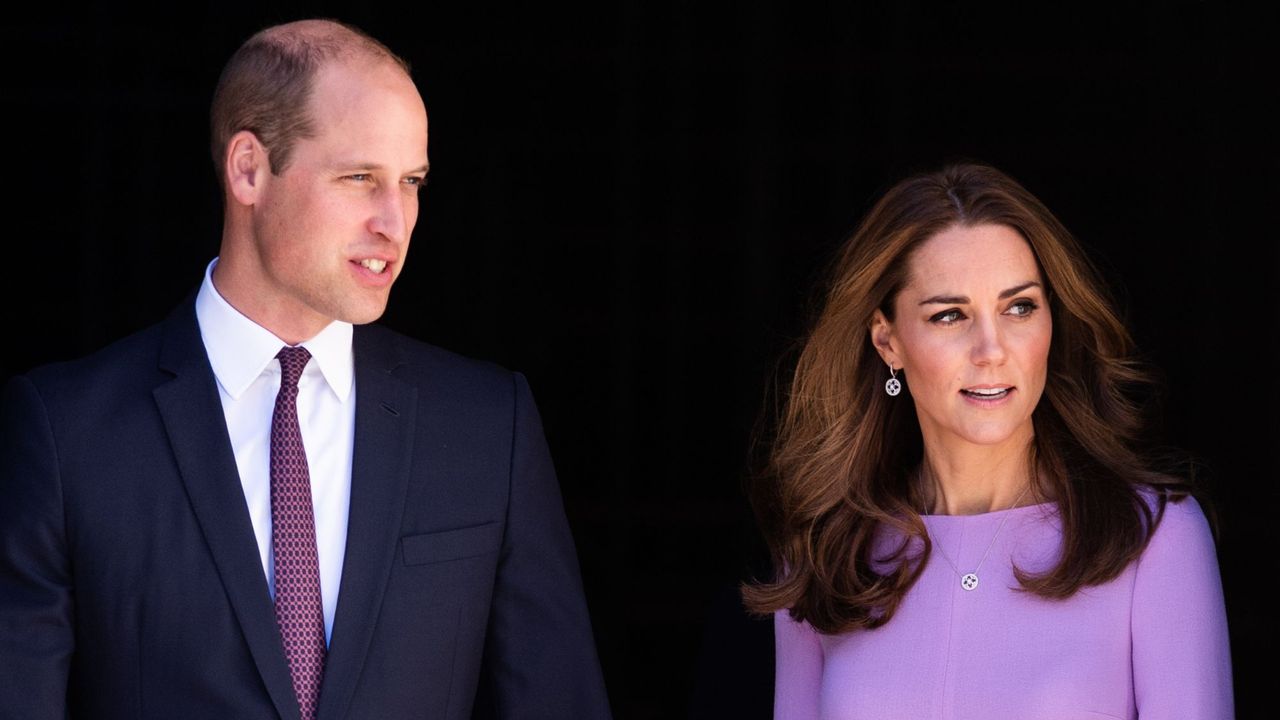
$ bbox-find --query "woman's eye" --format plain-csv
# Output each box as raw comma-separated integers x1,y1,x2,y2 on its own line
1007,300,1039,317
930,309,964,324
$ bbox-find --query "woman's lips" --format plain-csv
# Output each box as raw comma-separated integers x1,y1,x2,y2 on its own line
960,386,1014,403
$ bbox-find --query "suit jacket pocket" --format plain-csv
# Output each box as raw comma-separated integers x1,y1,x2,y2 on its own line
401,522,503,566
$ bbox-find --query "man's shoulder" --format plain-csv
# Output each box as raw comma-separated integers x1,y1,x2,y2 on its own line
4,311,182,439
20,318,171,398
355,323,524,403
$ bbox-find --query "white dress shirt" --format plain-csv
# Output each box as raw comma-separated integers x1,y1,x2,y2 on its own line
194,259,355,645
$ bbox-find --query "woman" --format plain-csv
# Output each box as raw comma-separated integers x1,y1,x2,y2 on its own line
744,163,1232,719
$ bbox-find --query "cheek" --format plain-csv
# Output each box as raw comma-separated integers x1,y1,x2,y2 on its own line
1018,321,1053,378
898,330,963,393
259,183,323,250
405,195,421,229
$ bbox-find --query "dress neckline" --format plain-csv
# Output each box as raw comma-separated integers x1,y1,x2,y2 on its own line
920,500,1057,523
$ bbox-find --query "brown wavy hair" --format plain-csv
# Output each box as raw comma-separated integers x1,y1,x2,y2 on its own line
743,163,1190,634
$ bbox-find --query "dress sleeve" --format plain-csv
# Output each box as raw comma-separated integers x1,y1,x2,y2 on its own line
1131,496,1233,718
774,610,823,720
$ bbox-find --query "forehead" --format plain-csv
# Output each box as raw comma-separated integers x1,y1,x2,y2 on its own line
303,59,428,156
903,223,1042,294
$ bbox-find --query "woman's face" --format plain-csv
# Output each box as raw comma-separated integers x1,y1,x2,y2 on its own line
871,223,1052,453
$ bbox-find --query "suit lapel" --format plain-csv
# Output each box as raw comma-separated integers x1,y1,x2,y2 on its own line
317,326,418,720
152,299,299,720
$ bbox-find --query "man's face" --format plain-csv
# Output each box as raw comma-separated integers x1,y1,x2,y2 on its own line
250,59,428,333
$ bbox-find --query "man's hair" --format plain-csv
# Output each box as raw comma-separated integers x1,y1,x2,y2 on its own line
209,19,410,186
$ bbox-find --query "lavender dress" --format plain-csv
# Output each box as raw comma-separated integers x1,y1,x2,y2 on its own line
774,497,1233,719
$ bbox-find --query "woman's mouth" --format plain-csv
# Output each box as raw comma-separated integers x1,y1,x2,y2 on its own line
961,387,1013,400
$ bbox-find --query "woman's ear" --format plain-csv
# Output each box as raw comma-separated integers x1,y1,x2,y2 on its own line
869,309,902,370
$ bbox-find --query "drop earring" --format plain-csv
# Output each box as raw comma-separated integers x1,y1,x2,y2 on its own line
885,366,902,396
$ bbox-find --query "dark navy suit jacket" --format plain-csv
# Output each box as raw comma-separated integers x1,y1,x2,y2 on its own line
0,297,611,719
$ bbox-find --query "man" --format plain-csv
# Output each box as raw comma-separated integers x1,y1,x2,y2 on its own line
0,19,611,720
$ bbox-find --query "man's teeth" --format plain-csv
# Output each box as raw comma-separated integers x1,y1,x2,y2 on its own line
359,259,388,273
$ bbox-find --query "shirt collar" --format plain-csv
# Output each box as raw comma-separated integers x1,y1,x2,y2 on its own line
194,258,354,402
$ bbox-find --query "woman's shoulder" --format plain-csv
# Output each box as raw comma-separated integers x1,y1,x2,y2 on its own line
1141,489,1212,536
1135,490,1219,577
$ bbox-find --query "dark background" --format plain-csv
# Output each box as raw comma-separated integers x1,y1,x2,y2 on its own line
4,2,1276,717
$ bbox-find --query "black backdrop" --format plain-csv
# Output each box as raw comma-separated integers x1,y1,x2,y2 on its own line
4,3,1277,718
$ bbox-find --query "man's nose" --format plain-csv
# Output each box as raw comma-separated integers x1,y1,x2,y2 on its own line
369,186,410,244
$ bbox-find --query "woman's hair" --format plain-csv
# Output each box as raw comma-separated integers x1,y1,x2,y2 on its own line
743,162,1190,634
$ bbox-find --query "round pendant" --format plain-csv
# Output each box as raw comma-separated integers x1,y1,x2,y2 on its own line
885,377,902,396
961,573,979,591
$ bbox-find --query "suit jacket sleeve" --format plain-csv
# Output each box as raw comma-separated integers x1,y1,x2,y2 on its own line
474,372,611,719
0,375,73,719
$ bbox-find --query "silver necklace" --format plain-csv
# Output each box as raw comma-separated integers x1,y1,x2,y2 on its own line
929,484,1030,591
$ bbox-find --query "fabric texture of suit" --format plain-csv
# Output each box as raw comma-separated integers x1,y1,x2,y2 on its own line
0,295,612,719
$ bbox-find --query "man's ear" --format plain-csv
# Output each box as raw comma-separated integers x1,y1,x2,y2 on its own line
224,131,269,207
869,309,902,370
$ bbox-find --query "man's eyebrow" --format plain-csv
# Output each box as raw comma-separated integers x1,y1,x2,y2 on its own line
918,281,1043,306
330,161,430,174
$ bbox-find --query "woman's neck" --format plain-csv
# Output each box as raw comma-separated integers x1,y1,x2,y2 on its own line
918,441,1037,516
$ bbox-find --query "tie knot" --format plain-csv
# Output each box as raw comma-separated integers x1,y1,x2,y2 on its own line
276,346,312,389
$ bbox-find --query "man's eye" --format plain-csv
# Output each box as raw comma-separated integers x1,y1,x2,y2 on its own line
346,174,371,182
930,309,964,324
403,176,427,188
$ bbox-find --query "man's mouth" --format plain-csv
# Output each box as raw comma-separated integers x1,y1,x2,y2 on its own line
357,258,388,274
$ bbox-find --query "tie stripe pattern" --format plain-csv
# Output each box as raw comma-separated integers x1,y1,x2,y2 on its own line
271,346,326,720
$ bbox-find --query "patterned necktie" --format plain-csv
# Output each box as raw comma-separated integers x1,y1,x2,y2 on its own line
271,346,326,720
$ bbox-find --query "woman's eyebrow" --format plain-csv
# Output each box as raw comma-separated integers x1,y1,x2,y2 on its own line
918,281,1042,306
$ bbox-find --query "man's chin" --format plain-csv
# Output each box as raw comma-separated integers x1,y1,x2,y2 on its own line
338,300,391,326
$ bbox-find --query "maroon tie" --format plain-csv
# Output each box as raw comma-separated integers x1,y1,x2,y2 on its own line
271,346,326,720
